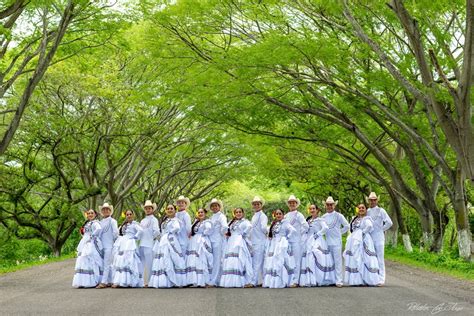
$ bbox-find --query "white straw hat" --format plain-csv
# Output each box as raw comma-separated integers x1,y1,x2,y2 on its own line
142,200,157,211
251,196,265,206
207,198,223,210
99,202,114,215
287,195,300,207
325,196,338,205
368,192,378,200
175,195,191,207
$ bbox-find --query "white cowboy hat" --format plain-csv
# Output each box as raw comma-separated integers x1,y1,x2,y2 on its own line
99,202,114,215
207,198,223,210
251,196,265,206
175,195,191,207
325,196,338,205
142,200,157,211
287,195,300,207
368,192,378,200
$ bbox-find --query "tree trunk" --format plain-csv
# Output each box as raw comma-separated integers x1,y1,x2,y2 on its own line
387,188,413,252
50,242,62,257
402,234,413,253
419,213,432,251
453,166,472,260
428,205,448,253
385,216,398,247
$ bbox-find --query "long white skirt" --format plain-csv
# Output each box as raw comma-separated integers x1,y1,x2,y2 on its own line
262,237,295,288
219,235,253,288
149,233,186,288
185,234,213,287
343,230,382,286
112,236,143,287
72,238,104,288
300,235,336,286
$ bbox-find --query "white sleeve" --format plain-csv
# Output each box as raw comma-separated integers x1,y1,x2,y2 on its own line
382,209,393,231
362,218,373,234
134,222,143,239
339,214,350,235
242,221,252,237
202,221,212,236
316,219,328,237
112,219,119,241
169,220,180,234
185,213,192,235
219,214,228,235
286,222,297,240
299,213,309,235
259,214,268,234
91,222,102,238
152,218,160,239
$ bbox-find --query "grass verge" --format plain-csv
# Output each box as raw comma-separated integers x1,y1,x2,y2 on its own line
0,253,75,275
385,246,474,281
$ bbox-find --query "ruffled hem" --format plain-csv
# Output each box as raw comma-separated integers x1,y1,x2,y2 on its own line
219,235,253,287
262,237,295,288
149,233,186,288
299,236,336,286
72,255,103,288
112,248,143,287
343,230,381,286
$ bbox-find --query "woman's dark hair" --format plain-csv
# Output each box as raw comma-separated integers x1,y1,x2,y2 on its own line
268,209,284,238
349,216,358,233
159,215,168,233
119,210,134,236
191,208,208,236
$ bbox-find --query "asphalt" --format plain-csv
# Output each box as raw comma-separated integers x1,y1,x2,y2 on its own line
0,259,472,315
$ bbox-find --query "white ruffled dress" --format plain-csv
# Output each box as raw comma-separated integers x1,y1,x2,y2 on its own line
219,219,253,287
149,217,186,288
299,217,336,286
262,219,296,288
185,220,213,287
72,220,104,288
343,216,382,286
112,221,144,287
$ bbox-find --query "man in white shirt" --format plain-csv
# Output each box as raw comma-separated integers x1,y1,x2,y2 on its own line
175,195,192,254
207,198,228,287
250,196,268,287
367,192,393,285
284,195,309,287
139,200,159,287
96,202,118,289
321,196,349,287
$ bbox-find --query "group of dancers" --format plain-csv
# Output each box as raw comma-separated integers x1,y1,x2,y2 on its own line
72,192,392,288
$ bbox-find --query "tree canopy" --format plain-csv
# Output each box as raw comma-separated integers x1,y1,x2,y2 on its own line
0,0,473,260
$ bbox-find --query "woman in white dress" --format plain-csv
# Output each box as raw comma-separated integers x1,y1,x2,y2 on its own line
72,209,104,288
149,204,186,288
262,209,296,288
343,203,382,286
219,207,254,288
299,205,336,286
185,208,213,287
111,210,144,288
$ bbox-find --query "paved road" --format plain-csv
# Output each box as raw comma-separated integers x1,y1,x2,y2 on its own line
0,259,472,315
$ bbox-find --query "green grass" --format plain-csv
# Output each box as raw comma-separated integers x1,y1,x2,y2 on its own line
385,246,474,281
0,253,75,275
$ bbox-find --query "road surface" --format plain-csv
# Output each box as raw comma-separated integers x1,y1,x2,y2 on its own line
1,259,472,315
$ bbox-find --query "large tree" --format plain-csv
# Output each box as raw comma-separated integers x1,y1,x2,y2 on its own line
0,0,120,155
137,0,472,259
